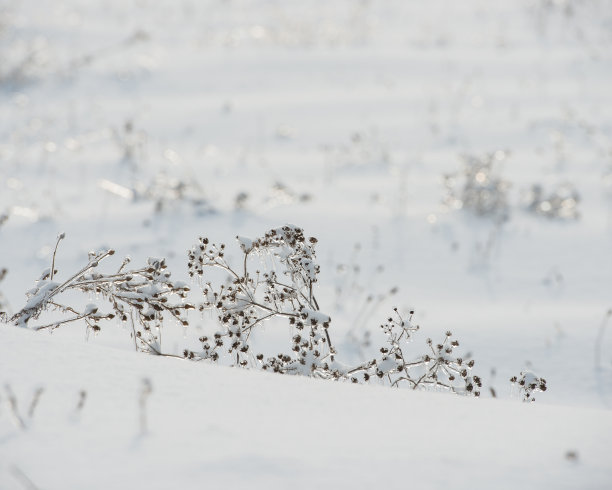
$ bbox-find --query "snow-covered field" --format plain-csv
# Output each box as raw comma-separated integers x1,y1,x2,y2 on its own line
1,0,612,488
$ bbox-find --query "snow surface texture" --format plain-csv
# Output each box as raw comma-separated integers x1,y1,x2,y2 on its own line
1,326,611,490
1,0,612,488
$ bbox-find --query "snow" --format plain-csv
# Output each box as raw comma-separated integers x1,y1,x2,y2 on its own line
1,326,610,490
22,281,59,312
300,307,331,325
83,303,98,316
1,0,612,488
237,235,254,253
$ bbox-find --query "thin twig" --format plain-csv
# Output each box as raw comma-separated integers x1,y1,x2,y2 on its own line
4,385,26,430
10,465,40,490
76,390,87,412
27,387,44,418
34,312,91,331
130,311,138,351
49,232,65,281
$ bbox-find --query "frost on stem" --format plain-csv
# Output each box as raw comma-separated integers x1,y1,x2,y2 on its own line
348,312,482,396
0,213,8,318
0,267,8,321
100,170,215,216
510,371,547,402
4,225,526,401
187,226,482,396
8,234,193,355
187,225,339,376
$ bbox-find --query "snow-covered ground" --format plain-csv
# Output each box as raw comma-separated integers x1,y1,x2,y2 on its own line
1,0,612,488
1,325,611,490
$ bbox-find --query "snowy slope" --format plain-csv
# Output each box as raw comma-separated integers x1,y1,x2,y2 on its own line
1,326,611,490
1,0,612,488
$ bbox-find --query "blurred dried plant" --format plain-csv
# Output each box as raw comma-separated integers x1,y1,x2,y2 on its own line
522,182,580,220
443,152,511,222
0,212,8,317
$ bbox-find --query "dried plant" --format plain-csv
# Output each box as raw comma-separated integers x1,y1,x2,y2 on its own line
186,225,339,377
2,225,546,401
234,191,250,210
3,384,26,430
0,14,149,89
186,226,482,395
522,182,580,220
510,371,548,402
0,29,54,88
113,119,147,170
2,384,44,430
233,182,312,213
0,212,8,317
265,181,312,207
75,390,87,413
100,170,214,216
347,311,482,396
9,233,194,355
0,267,7,319
443,152,511,222
140,171,210,214
27,387,44,419
322,130,391,173
203,3,372,49
332,242,398,328
9,465,41,490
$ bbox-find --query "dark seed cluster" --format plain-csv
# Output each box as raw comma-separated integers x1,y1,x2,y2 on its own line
510,371,547,402
348,312,481,396
186,225,337,377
